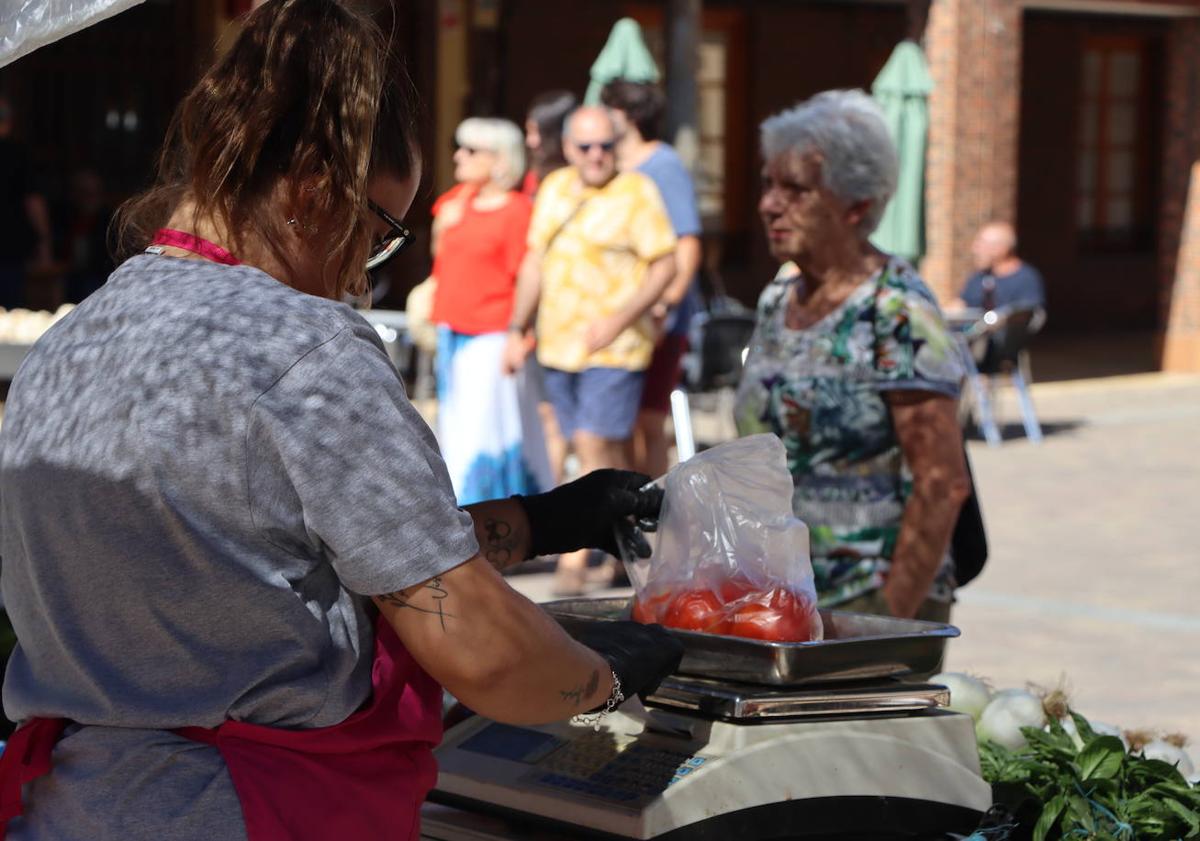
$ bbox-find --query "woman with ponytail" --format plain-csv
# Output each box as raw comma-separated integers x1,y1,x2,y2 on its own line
0,3,681,840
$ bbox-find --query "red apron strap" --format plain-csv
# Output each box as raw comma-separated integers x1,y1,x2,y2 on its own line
0,717,67,836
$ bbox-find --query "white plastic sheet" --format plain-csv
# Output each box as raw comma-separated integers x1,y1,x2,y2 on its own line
1,0,145,69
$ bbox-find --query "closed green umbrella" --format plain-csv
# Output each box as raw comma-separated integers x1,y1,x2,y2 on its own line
584,17,660,105
870,40,933,262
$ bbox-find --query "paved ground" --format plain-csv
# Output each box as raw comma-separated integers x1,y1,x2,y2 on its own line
507,373,1200,768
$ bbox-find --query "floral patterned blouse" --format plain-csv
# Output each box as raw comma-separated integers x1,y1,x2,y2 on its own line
733,257,966,607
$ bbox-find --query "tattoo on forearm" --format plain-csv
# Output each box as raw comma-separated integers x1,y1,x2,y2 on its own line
376,577,453,631
559,669,601,707
483,517,520,570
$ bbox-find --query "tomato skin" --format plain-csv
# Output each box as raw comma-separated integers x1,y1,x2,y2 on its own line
716,576,755,605
663,590,731,634
727,603,777,640
631,592,671,624
636,583,814,641
727,588,814,642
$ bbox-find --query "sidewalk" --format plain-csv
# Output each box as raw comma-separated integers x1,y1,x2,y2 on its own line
509,373,1200,763
947,373,1200,749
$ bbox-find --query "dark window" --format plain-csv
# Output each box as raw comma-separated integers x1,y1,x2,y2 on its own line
1077,37,1152,251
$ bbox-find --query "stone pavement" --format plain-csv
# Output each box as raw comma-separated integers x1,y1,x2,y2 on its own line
946,373,1200,759
507,373,1200,767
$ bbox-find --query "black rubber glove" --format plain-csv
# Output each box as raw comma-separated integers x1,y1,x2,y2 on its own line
571,621,684,703
515,469,663,559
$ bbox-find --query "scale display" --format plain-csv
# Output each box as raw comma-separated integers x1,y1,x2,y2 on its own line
462,723,711,806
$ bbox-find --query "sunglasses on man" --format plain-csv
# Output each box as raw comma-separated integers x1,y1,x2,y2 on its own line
366,200,413,271
575,140,616,155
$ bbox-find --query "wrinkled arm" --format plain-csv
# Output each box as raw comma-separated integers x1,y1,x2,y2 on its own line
373,556,612,725
662,235,701,308
502,251,543,373
883,391,971,618
509,250,543,331
585,252,676,354
619,252,675,331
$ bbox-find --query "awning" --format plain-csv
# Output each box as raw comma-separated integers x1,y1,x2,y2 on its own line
1,0,146,69
584,17,660,105
870,39,933,263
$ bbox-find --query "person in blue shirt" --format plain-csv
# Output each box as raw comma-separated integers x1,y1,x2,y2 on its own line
951,221,1047,371
954,221,1046,312
602,80,703,479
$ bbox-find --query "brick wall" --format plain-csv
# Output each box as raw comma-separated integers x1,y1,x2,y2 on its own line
1160,19,1200,371
922,0,1023,303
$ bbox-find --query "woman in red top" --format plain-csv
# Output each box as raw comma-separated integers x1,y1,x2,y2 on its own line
431,118,553,504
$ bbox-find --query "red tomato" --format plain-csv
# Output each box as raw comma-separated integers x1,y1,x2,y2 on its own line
664,590,731,634
727,602,777,640
716,576,756,605
728,588,814,642
631,592,671,624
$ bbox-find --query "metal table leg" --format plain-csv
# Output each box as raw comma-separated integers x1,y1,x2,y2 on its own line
957,337,1002,447
1010,367,1043,443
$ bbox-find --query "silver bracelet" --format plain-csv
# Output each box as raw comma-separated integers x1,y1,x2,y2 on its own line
570,670,624,732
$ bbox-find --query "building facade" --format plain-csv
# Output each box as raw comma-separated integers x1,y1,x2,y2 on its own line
440,0,1200,373
4,0,1200,372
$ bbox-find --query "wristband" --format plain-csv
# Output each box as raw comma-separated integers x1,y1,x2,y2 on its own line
507,323,526,334
570,670,624,731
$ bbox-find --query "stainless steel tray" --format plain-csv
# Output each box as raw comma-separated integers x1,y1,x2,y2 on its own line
646,675,950,720
542,597,958,687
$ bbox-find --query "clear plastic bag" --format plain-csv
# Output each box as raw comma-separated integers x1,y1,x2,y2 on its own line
2,0,145,69
619,434,823,642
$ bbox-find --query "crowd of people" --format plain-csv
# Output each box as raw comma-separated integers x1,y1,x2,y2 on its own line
430,82,699,596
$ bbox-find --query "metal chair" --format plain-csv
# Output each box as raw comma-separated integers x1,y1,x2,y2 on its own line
670,309,758,462
959,305,1047,445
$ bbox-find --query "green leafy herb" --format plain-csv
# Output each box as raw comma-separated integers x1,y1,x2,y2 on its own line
979,709,1200,840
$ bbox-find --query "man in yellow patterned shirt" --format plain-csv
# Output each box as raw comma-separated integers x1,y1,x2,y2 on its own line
504,105,675,593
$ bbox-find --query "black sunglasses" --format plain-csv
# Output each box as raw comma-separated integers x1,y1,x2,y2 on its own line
366,200,413,271
575,140,616,155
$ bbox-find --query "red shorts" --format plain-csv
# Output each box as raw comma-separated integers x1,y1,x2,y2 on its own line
639,333,688,414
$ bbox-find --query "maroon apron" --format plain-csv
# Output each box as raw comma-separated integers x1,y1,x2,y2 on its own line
0,617,442,841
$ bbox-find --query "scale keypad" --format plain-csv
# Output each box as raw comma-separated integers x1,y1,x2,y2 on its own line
532,741,709,804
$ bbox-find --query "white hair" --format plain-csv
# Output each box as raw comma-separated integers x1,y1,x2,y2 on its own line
760,89,899,235
455,117,527,191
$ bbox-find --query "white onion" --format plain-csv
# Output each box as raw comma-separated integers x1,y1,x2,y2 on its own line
1142,739,1195,778
976,689,1046,750
932,672,991,722
1089,720,1129,751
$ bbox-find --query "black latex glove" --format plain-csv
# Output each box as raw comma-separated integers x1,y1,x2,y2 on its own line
571,620,684,704
515,469,663,559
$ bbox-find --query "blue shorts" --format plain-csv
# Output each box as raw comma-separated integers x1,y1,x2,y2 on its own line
541,367,645,441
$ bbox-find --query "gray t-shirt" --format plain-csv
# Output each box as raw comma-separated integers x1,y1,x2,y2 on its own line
0,254,479,840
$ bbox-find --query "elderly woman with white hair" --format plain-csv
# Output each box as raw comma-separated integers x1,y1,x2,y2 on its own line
734,90,970,623
431,117,553,503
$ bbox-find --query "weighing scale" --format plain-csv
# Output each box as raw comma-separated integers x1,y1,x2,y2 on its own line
420,600,993,841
